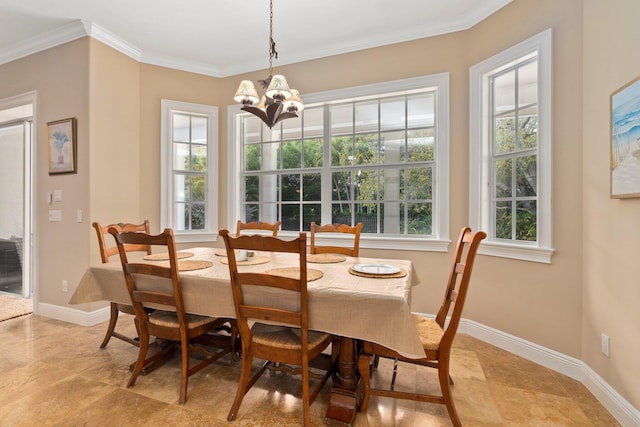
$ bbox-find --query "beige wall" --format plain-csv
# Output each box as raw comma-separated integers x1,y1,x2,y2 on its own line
0,38,91,307
466,0,585,356
84,39,143,311
583,0,640,408
138,64,222,230
1,0,638,412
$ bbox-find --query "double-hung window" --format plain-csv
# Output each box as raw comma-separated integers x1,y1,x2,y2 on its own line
161,99,218,243
229,74,450,251
469,29,554,263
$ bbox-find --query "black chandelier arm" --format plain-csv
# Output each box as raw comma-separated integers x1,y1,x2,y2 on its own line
241,103,298,129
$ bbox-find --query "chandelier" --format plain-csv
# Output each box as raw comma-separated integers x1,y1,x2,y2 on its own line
233,0,304,128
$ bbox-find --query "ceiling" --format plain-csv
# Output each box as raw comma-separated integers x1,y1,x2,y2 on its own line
0,0,511,77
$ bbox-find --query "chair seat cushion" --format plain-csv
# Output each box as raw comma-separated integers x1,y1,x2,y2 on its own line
149,310,218,329
413,314,444,352
251,323,331,350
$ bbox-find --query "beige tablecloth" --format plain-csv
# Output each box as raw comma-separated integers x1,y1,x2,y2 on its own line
70,247,424,358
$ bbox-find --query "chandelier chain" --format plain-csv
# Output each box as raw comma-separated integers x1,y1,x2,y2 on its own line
268,0,277,76
234,0,302,128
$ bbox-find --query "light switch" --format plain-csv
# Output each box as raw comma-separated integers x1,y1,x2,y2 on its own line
76,210,83,223
53,190,63,202
48,210,62,222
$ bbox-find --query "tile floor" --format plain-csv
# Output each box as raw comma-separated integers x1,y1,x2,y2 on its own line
0,313,620,426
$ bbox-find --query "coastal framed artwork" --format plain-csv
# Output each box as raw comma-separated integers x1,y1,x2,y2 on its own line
611,76,640,198
47,118,77,175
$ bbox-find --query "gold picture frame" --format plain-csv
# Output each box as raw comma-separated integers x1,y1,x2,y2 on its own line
47,118,77,175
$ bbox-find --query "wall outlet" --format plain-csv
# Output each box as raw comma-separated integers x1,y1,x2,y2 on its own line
48,210,62,222
62,280,68,293
601,333,610,357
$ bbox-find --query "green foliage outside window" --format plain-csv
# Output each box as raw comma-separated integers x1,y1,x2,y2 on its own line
493,115,538,241
182,146,207,230
240,92,437,235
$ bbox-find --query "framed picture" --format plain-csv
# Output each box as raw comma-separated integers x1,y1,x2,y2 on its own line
611,76,640,198
47,118,77,175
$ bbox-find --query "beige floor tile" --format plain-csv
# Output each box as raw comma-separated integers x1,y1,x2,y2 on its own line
0,314,621,427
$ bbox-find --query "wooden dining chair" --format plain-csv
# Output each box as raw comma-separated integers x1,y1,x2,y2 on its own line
358,227,486,427
310,222,362,257
109,227,235,404
235,219,281,236
93,220,152,348
220,229,336,426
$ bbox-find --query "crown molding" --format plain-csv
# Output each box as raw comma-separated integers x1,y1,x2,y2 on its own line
0,19,142,67
0,2,513,77
0,20,87,66
87,20,142,61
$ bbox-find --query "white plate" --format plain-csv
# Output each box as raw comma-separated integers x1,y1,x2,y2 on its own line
352,263,400,275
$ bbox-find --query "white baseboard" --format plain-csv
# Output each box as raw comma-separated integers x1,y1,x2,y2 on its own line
37,302,109,326
407,313,640,427
37,305,639,426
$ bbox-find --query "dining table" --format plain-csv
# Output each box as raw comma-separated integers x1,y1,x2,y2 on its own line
70,246,423,424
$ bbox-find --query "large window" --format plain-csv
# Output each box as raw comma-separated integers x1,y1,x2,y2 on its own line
469,29,554,263
229,74,450,251
161,100,218,242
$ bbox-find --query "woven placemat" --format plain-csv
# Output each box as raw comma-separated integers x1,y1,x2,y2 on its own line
144,251,194,261
348,266,407,279
158,260,213,271
264,267,323,282
307,253,346,264
220,256,271,266
215,249,231,256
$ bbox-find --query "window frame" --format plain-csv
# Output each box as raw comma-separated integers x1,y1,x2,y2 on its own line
469,29,554,263
161,99,218,243
228,73,450,252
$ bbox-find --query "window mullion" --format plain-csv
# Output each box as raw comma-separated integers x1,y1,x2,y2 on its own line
321,105,332,225
512,70,519,241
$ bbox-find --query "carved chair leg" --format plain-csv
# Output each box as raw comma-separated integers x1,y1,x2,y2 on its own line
438,358,461,427
227,351,254,421
128,327,150,388
179,337,190,404
99,302,119,349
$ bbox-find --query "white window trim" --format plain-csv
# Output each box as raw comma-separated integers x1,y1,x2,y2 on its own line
469,29,554,263
228,74,450,252
161,99,219,243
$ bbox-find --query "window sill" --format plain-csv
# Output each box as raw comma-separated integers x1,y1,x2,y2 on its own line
173,231,218,244
477,241,555,264
277,231,451,253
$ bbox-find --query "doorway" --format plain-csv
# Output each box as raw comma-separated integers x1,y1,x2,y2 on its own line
0,93,35,302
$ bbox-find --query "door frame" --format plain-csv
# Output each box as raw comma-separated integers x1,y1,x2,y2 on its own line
0,91,37,304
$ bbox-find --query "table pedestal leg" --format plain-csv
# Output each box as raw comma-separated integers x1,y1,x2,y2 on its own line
325,337,359,425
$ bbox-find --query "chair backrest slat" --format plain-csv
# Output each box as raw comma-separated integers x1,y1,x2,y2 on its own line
110,228,187,323
236,220,281,237
132,290,176,306
93,220,151,263
221,229,309,348
238,272,301,292
435,227,486,348
239,305,301,326
310,222,362,257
